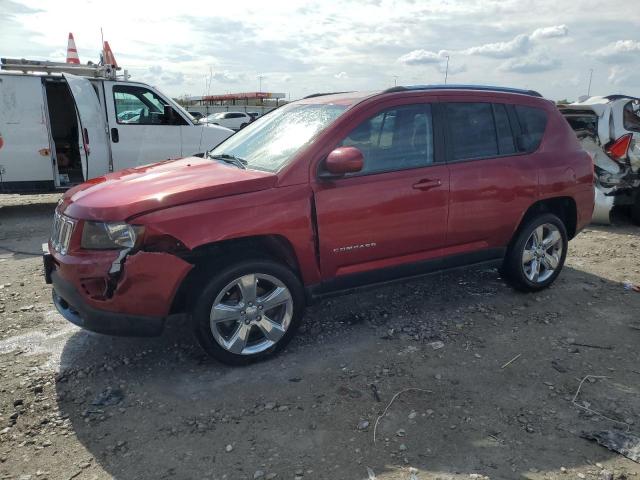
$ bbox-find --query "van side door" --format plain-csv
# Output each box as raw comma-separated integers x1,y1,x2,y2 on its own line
442,98,539,252
62,74,111,180
103,82,185,170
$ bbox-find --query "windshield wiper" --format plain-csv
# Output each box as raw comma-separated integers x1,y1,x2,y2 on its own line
207,152,247,170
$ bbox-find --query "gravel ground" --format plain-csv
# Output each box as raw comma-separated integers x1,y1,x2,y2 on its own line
0,193,639,480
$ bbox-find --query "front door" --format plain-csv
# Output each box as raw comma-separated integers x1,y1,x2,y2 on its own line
313,103,450,281
63,73,111,180
103,82,182,171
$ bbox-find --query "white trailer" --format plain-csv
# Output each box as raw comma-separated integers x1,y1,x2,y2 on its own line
0,59,233,192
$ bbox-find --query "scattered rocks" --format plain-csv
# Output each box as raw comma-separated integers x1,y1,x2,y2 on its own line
357,420,370,431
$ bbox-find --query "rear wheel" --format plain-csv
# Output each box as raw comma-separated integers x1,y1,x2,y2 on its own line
502,213,568,292
192,259,305,365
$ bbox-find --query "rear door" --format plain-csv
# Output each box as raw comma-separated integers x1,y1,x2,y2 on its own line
0,74,53,189
442,99,539,251
103,82,182,170
62,73,111,180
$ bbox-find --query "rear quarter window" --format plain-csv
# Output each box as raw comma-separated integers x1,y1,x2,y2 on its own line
515,105,547,152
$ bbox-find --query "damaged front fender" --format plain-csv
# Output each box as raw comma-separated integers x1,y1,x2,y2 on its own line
104,251,193,317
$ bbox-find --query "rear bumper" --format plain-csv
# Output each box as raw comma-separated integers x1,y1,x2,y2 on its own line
50,269,165,337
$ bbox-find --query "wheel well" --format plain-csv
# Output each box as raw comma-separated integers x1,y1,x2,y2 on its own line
170,235,301,314
516,197,578,240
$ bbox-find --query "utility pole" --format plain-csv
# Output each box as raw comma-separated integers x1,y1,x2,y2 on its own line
587,68,594,97
392,75,398,87
257,75,265,92
444,55,450,85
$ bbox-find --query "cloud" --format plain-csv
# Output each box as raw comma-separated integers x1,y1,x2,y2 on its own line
398,49,447,65
530,24,568,40
211,70,245,83
608,65,631,85
437,62,467,75
464,34,530,58
144,65,185,86
500,54,560,73
334,71,349,79
462,25,567,58
593,40,640,63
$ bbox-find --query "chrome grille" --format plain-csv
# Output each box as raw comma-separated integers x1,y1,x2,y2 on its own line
51,211,75,255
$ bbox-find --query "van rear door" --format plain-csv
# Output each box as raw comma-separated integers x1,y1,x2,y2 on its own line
62,73,111,180
0,74,54,191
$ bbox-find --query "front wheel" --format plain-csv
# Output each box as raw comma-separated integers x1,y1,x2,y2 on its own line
502,213,568,292
192,259,305,365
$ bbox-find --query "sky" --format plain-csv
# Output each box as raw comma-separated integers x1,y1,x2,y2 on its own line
1,0,639,101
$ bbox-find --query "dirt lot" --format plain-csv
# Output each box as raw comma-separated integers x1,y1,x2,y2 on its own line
0,193,639,480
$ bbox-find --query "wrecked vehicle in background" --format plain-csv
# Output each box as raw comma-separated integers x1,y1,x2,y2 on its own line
560,95,640,224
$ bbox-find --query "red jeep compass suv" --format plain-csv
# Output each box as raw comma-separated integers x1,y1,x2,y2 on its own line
45,85,594,365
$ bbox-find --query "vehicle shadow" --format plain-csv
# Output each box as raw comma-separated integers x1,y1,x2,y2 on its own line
54,265,640,479
0,201,58,257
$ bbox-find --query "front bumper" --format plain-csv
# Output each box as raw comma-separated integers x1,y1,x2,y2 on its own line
44,245,171,337
50,269,165,337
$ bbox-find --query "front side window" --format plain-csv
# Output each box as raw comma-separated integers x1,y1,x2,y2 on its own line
339,104,434,175
446,102,498,161
113,86,185,125
208,103,347,172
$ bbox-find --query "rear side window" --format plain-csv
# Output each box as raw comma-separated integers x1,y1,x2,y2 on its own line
446,103,498,160
515,105,547,152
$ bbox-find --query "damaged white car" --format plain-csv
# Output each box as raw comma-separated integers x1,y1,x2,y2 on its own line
560,95,640,224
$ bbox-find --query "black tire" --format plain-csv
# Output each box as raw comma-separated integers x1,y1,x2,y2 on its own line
240,123,248,129
502,213,568,292
192,258,305,365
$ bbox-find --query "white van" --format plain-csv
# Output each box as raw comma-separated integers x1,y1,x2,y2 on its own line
0,59,233,192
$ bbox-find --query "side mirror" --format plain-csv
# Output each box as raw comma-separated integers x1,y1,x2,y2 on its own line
323,146,364,177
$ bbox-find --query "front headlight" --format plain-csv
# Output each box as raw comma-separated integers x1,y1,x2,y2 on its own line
81,221,145,250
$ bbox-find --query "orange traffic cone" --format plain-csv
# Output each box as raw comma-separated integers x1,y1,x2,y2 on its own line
103,41,118,68
66,33,80,64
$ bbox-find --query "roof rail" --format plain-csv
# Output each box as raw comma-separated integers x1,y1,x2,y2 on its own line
303,91,353,99
1,58,119,80
383,84,543,98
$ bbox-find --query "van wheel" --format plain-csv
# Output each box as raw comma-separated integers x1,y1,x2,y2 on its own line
502,213,568,292
192,259,305,365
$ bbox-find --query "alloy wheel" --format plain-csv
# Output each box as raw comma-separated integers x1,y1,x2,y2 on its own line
522,223,564,283
209,273,293,355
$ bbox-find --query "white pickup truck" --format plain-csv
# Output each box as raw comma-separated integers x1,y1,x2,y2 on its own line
0,59,233,192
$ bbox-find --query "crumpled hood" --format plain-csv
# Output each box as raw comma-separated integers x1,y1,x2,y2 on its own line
62,157,277,221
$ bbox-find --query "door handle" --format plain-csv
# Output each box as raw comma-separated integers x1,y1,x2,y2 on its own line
412,178,442,191
111,128,119,143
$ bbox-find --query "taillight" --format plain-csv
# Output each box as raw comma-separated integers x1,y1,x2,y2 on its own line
605,133,633,163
